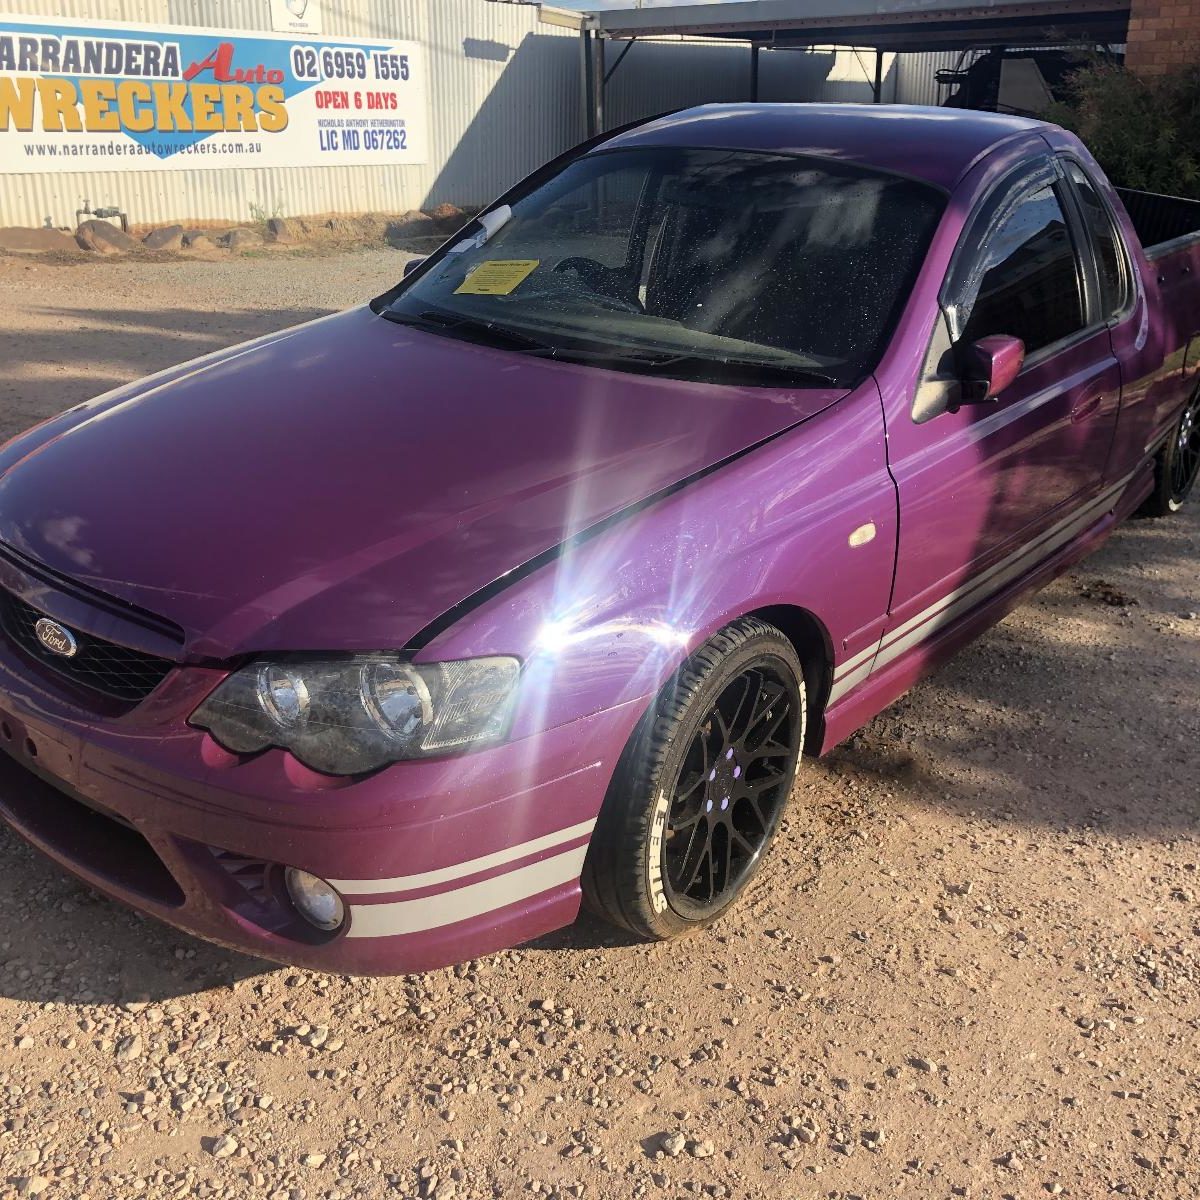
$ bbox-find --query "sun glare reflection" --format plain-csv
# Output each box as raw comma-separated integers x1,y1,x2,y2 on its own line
536,616,692,656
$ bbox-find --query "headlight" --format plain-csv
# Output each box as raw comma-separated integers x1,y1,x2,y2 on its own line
190,655,520,776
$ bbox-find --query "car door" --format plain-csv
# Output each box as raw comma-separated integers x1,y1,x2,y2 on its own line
873,155,1123,679
1061,149,1200,483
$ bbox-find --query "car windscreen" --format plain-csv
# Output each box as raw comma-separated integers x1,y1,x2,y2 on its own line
385,147,945,389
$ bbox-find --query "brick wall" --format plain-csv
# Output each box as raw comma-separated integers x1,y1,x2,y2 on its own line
1126,0,1200,74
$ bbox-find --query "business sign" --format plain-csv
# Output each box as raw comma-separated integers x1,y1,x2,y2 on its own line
271,0,322,36
0,15,427,173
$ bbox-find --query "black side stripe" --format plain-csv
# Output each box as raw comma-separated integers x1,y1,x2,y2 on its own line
404,412,827,651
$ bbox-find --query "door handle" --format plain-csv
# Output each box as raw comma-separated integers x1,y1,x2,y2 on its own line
1071,392,1104,423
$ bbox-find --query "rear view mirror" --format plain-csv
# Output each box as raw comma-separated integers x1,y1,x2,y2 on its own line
962,335,1025,402
402,256,425,278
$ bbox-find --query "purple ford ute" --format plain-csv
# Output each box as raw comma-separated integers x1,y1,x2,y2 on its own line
0,105,1197,974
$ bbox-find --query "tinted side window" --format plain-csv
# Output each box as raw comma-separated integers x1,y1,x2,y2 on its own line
1066,161,1127,318
959,184,1085,354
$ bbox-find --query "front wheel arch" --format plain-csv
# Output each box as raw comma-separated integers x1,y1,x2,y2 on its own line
745,603,834,754
602,601,834,762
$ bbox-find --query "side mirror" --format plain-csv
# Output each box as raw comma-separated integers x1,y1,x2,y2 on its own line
402,256,425,278
961,335,1025,402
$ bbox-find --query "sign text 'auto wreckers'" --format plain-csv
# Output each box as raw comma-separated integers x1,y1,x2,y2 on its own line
0,15,428,173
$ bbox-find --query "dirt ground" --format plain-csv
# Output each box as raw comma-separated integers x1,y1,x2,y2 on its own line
0,249,1197,1200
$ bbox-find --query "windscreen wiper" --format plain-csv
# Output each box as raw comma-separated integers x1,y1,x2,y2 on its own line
382,310,842,387
659,354,841,387
550,346,841,387
381,308,556,354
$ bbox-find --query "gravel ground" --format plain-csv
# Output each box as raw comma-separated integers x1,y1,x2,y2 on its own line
0,249,1197,1200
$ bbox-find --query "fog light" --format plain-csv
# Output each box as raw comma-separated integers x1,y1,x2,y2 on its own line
284,867,345,931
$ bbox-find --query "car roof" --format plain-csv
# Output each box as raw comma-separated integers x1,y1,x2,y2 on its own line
596,103,1051,192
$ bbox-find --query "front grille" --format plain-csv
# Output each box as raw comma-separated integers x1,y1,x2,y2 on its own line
0,590,174,703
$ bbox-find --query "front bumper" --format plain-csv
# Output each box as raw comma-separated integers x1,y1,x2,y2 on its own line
0,648,641,975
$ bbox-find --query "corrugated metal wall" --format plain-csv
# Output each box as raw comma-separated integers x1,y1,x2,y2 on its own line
894,49,973,107
603,42,901,126
1,0,963,229
764,46,902,104
425,1,580,213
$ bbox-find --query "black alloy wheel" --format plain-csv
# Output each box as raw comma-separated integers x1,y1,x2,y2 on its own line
1169,389,1200,504
582,616,807,940
661,663,800,919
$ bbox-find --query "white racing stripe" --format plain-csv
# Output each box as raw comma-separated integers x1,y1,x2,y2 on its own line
828,471,1135,705
1144,427,1172,455
329,817,597,895
876,474,1131,650
831,657,875,702
836,637,883,682
863,493,1111,675
346,844,589,938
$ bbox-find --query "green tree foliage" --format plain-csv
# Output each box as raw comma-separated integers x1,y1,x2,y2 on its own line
1046,63,1200,199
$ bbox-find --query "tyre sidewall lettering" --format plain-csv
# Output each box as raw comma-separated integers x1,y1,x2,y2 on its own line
648,788,670,914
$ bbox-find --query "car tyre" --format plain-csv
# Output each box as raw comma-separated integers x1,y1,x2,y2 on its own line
1141,387,1200,517
582,616,806,940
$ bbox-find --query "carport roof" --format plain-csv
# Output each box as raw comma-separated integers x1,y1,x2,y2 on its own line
586,0,1130,50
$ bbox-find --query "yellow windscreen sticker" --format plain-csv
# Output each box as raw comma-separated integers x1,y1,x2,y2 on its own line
455,259,540,296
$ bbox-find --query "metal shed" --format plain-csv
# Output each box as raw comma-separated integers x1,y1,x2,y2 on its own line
569,0,1131,134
